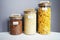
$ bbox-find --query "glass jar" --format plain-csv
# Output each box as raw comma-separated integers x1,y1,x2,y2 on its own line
38,1,51,34
24,8,36,34
9,14,22,35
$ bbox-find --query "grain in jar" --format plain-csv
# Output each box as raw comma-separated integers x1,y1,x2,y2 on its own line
38,1,51,34
24,8,36,34
9,14,22,35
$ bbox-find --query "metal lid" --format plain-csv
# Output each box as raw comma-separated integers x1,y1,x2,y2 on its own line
9,14,22,19
38,1,51,7
24,8,36,13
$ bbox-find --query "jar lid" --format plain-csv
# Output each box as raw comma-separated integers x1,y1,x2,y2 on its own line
24,8,36,13
9,14,22,19
38,1,51,7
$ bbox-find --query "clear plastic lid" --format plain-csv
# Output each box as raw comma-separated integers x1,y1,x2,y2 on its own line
9,13,22,19
24,8,36,13
38,1,51,7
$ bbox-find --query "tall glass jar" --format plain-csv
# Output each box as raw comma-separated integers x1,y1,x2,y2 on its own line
9,14,22,35
24,8,36,34
38,1,51,34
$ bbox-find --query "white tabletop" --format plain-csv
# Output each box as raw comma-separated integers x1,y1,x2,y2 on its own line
0,32,60,40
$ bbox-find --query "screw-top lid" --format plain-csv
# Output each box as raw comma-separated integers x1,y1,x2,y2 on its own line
24,8,36,13
38,1,51,7
9,13,22,19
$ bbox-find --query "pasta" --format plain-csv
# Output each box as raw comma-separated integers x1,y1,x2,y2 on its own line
38,7,51,34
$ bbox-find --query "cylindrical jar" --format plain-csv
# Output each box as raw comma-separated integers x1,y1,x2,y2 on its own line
9,14,22,35
38,1,51,34
24,8,36,34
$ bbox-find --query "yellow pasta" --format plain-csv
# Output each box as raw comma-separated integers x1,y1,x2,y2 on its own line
38,7,51,34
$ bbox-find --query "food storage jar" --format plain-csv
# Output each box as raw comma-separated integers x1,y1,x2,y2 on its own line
38,1,51,34
9,14,22,35
24,8,36,34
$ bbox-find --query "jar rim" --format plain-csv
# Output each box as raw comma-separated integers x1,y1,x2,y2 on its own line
24,8,36,13
9,14,22,19
38,1,51,7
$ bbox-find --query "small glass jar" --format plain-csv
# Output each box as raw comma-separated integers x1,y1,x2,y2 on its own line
24,8,36,34
9,14,22,35
38,1,51,34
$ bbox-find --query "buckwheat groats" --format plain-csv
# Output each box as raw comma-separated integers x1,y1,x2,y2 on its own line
9,14,22,35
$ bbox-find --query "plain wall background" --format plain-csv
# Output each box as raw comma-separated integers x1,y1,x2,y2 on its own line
0,0,60,32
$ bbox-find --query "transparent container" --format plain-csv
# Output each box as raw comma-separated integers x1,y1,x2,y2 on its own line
24,8,36,34
9,14,22,35
38,1,51,34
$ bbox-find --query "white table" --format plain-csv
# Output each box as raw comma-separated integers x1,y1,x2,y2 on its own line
0,32,60,40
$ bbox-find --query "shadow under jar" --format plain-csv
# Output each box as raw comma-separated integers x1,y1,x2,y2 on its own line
38,1,51,34
9,14,22,35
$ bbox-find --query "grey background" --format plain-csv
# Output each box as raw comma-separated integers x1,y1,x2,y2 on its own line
0,0,60,32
